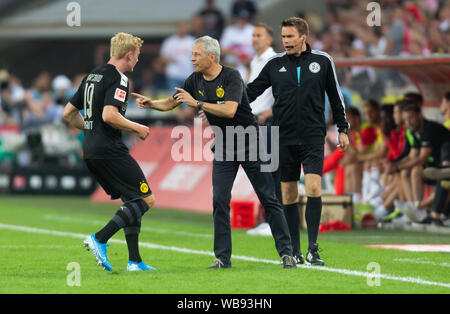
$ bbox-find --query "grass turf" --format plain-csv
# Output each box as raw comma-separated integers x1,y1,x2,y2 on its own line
0,195,449,294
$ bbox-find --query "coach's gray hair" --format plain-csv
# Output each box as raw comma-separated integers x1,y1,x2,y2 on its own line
194,36,220,63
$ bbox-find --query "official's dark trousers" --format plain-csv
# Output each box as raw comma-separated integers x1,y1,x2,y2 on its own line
212,158,293,264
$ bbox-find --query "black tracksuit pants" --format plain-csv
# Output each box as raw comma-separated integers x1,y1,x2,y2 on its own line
212,158,292,264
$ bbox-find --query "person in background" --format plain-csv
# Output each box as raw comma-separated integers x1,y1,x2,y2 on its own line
52,75,72,106
245,23,278,237
231,0,258,23
386,104,450,223
160,21,195,92
198,0,224,40
160,21,197,124
358,100,383,204
220,9,255,82
440,91,450,129
23,72,59,127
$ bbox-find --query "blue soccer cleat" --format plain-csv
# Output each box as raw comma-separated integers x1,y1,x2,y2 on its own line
127,261,156,271
83,234,113,272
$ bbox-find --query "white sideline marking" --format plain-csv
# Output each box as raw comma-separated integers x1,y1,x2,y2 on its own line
43,215,212,239
366,244,450,253
0,223,449,289
394,258,450,268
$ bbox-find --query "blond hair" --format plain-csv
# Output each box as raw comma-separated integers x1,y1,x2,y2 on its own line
110,32,143,59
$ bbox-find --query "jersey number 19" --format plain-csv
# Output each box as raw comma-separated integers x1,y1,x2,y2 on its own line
83,83,94,130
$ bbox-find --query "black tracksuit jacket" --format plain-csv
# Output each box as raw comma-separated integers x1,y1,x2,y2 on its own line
246,44,349,146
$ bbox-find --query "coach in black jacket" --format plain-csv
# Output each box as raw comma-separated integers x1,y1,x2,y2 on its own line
247,17,350,265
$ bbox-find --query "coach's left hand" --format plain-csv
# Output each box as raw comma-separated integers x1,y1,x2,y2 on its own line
174,88,196,107
338,132,350,153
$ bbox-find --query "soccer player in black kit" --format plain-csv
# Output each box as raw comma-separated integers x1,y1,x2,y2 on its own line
133,36,296,269
247,17,350,266
63,32,156,272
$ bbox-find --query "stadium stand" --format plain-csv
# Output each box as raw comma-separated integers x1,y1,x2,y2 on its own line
1,0,450,229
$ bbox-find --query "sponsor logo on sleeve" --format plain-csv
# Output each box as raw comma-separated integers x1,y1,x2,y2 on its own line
120,75,128,87
114,88,127,102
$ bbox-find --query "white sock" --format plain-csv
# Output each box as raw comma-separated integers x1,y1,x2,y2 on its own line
367,179,384,200
362,171,371,200
369,196,383,208
352,193,362,204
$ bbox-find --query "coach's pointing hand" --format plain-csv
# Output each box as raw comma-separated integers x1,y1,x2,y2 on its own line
132,92,153,109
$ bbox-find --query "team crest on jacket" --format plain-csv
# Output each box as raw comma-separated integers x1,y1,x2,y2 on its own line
140,181,149,193
309,62,321,73
216,86,225,98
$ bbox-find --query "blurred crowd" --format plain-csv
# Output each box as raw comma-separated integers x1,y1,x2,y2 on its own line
323,92,450,227
3,0,450,128
1,0,450,226
314,0,450,59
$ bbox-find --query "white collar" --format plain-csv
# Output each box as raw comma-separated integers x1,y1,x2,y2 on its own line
256,47,275,60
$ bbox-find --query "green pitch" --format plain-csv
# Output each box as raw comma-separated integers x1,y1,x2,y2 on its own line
0,196,449,294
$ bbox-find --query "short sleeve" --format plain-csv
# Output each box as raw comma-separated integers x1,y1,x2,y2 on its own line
104,76,128,108
223,70,244,103
69,78,86,110
420,124,435,148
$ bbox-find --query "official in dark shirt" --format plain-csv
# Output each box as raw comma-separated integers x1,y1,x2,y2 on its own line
133,36,296,269
63,32,156,272
247,17,350,265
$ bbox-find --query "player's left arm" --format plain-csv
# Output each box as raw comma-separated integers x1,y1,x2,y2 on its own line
325,56,350,151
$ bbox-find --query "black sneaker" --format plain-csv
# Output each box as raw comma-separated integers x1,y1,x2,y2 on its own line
294,253,305,265
306,244,325,266
207,258,231,269
419,216,444,226
281,255,297,269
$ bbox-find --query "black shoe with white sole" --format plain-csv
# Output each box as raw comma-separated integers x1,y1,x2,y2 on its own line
306,243,325,266
294,253,305,265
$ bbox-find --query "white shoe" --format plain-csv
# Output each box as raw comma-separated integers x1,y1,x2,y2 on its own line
404,203,427,222
246,223,272,236
392,215,409,225
374,205,388,221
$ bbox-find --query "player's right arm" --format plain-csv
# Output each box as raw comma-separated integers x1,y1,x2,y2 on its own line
63,102,84,130
246,61,272,103
64,78,85,130
132,93,179,111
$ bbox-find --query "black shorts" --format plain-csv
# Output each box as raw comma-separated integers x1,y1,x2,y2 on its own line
85,155,152,203
280,144,324,182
